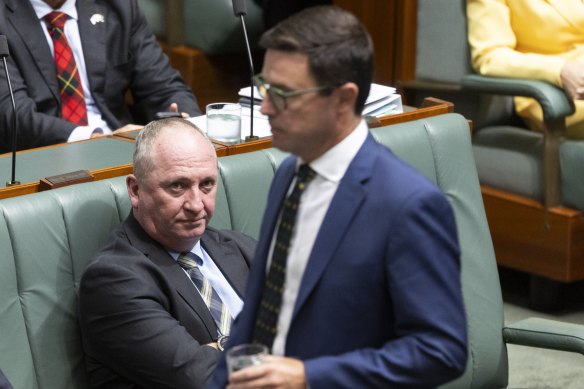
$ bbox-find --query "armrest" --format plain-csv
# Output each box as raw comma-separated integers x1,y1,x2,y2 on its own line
503,317,584,355
461,75,575,121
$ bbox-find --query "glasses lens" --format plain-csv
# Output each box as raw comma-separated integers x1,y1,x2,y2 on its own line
253,75,285,110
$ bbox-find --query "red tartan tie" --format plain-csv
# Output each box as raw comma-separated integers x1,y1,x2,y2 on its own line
44,12,88,125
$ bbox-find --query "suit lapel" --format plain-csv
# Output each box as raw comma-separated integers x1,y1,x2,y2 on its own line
292,136,376,318
201,230,249,298
123,213,217,336
76,0,106,96
5,0,59,100
546,0,584,33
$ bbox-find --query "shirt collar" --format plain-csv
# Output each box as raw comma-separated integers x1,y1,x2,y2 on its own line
30,0,78,21
169,240,204,264
300,119,369,183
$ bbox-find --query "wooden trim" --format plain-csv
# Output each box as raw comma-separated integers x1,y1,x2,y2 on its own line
481,185,584,282
368,99,453,128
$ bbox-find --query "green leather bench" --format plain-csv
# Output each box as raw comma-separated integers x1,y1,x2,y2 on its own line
1,113,584,388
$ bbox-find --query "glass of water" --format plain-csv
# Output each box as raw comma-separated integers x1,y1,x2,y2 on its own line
206,102,242,144
226,343,268,375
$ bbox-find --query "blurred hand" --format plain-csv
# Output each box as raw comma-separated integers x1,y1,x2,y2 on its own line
113,124,143,134
169,102,190,118
560,59,584,100
227,356,306,389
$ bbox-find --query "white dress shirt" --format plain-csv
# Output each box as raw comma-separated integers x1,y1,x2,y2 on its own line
30,0,112,140
170,241,244,325
271,120,369,356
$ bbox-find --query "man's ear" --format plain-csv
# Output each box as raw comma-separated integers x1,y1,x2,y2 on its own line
126,174,139,209
336,82,359,113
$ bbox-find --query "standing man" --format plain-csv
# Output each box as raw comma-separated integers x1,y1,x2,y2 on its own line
212,6,467,388
79,118,255,388
0,0,200,152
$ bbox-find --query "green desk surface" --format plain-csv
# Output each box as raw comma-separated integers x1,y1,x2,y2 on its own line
0,138,135,185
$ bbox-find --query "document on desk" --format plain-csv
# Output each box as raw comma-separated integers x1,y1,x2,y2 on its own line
189,106,272,141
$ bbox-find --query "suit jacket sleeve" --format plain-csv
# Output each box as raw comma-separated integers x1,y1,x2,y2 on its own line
302,189,467,388
78,240,219,389
118,0,201,123
467,0,574,86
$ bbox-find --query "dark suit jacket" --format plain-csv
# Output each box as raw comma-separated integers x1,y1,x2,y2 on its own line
0,0,200,151
79,212,256,389
212,134,467,388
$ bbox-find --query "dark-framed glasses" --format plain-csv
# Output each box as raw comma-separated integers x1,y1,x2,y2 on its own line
252,74,334,111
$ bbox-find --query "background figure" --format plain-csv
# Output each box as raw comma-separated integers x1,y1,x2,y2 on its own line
212,6,467,389
467,0,584,138
254,0,332,29
79,118,255,388
0,0,200,152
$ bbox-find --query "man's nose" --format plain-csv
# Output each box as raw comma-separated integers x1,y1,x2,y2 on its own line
184,189,204,212
260,93,276,116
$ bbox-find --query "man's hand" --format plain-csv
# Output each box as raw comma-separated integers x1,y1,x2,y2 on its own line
113,124,143,134
560,58,584,100
227,356,306,389
169,102,190,118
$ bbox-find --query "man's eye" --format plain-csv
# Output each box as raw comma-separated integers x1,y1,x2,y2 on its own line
169,183,184,191
201,180,215,190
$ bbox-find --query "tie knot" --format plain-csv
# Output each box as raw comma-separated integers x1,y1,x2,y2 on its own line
44,12,67,29
297,164,316,185
177,252,203,271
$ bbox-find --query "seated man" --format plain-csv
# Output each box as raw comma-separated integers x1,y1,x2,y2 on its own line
78,118,256,388
0,0,200,152
467,0,584,138
212,5,467,389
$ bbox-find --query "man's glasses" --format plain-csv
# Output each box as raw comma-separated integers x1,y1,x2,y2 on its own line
252,74,334,111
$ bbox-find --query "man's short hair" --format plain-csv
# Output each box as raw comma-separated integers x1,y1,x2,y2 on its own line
133,118,207,181
259,5,374,114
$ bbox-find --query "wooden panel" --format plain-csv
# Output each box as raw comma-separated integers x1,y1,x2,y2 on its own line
333,0,396,86
482,185,584,282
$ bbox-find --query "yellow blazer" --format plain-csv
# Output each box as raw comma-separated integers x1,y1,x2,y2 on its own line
467,0,584,137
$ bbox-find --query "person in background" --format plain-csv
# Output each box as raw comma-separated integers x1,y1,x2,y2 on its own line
467,0,584,138
0,0,200,152
79,118,255,388
211,5,467,389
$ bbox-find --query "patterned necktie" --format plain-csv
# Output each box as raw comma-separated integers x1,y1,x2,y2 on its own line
178,252,232,336
252,164,316,350
44,12,88,125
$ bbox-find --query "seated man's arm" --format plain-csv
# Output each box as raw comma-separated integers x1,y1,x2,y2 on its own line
0,56,77,150
124,0,201,121
78,246,218,388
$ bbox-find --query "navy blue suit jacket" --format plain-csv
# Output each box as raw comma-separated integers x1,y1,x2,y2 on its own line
212,134,467,388
0,0,199,151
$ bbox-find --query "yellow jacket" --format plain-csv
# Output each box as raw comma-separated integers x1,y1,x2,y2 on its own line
467,0,584,137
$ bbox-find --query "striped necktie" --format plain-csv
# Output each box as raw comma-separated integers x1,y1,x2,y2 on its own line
178,252,232,336
252,164,316,350
44,12,88,125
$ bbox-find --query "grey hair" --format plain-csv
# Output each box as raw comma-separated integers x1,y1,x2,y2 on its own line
132,118,210,181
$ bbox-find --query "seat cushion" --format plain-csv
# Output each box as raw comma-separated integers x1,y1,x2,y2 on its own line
473,126,584,211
